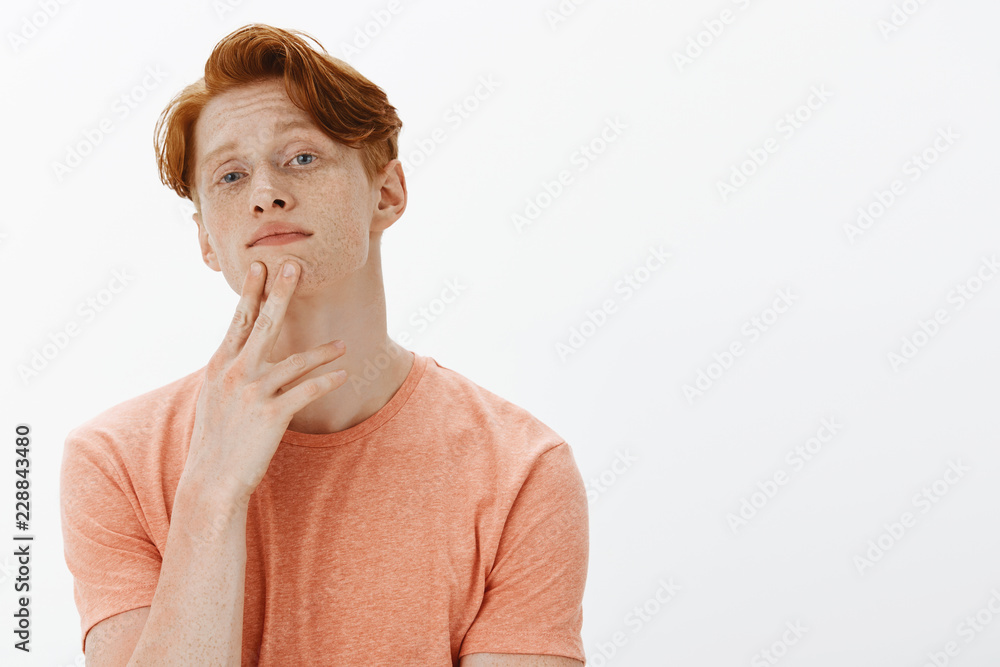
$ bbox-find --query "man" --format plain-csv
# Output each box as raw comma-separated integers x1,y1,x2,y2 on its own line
59,23,589,666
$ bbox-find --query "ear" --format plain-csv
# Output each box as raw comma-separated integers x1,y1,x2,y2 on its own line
370,159,406,234
193,211,222,272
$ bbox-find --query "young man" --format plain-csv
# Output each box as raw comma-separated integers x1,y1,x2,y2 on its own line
59,23,589,666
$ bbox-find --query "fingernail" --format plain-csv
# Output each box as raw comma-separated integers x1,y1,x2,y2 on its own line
283,262,296,277
251,262,262,276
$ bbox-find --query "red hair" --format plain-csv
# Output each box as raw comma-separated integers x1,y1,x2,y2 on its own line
153,24,402,204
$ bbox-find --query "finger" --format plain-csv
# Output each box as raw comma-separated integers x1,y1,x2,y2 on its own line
272,368,348,416
216,261,267,361
245,260,299,364
261,340,347,396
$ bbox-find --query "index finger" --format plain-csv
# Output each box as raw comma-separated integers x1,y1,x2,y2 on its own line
215,261,267,362
244,259,300,364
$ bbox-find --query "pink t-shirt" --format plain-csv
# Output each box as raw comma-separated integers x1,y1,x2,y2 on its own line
59,351,588,665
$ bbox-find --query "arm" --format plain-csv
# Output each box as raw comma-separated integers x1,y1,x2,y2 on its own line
458,442,590,664
122,474,250,667
82,473,250,667
80,259,347,665
84,607,149,667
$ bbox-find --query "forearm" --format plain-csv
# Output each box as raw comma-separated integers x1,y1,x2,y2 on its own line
127,472,250,667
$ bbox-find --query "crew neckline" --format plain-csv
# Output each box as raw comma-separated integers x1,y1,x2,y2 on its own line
279,350,428,448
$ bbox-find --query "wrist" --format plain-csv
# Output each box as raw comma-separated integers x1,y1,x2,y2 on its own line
177,467,252,514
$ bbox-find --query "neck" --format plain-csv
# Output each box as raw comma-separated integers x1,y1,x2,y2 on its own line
268,239,413,435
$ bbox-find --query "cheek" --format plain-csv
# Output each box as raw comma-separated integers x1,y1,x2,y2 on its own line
214,244,246,293
321,221,369,273
313,174,372,252
200,210,245,288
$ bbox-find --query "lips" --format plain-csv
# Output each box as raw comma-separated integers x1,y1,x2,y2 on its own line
248,222,312,247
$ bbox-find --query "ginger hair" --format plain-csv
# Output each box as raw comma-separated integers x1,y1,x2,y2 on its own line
153,23,402,206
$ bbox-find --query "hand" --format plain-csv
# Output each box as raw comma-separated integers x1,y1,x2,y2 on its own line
182,259,347,504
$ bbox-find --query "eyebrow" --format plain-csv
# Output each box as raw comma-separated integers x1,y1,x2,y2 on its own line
198,119,321,174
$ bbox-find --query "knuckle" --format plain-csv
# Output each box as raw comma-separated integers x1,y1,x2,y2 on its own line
221,368,243,393
260,400,281,421
230,307,250,329
287,352,307,370
241,377,261,399
254,311,274,331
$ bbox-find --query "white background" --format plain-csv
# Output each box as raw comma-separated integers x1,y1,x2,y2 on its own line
3,0,1000,665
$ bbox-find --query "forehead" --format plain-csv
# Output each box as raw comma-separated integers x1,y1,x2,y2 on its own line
193,78,324,162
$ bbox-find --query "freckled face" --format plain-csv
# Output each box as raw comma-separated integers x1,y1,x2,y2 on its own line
190,77,377,297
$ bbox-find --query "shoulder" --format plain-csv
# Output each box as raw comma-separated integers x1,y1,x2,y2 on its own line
63,366,206,470
414,355,571,468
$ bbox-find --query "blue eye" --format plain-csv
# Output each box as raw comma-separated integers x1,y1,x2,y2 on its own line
222,172,242,184
294,153,316,165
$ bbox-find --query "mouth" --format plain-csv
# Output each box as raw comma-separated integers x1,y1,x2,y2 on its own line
250,232,312,247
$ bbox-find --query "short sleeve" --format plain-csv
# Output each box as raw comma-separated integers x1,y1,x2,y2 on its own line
459,442,589,663
59,426,161,653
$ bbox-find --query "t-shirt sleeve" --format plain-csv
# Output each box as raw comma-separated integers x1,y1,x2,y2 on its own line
59,426,162,653
459,441,589,663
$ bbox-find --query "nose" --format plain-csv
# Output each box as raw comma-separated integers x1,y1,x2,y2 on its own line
250,164,291,213
258,197,285,210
